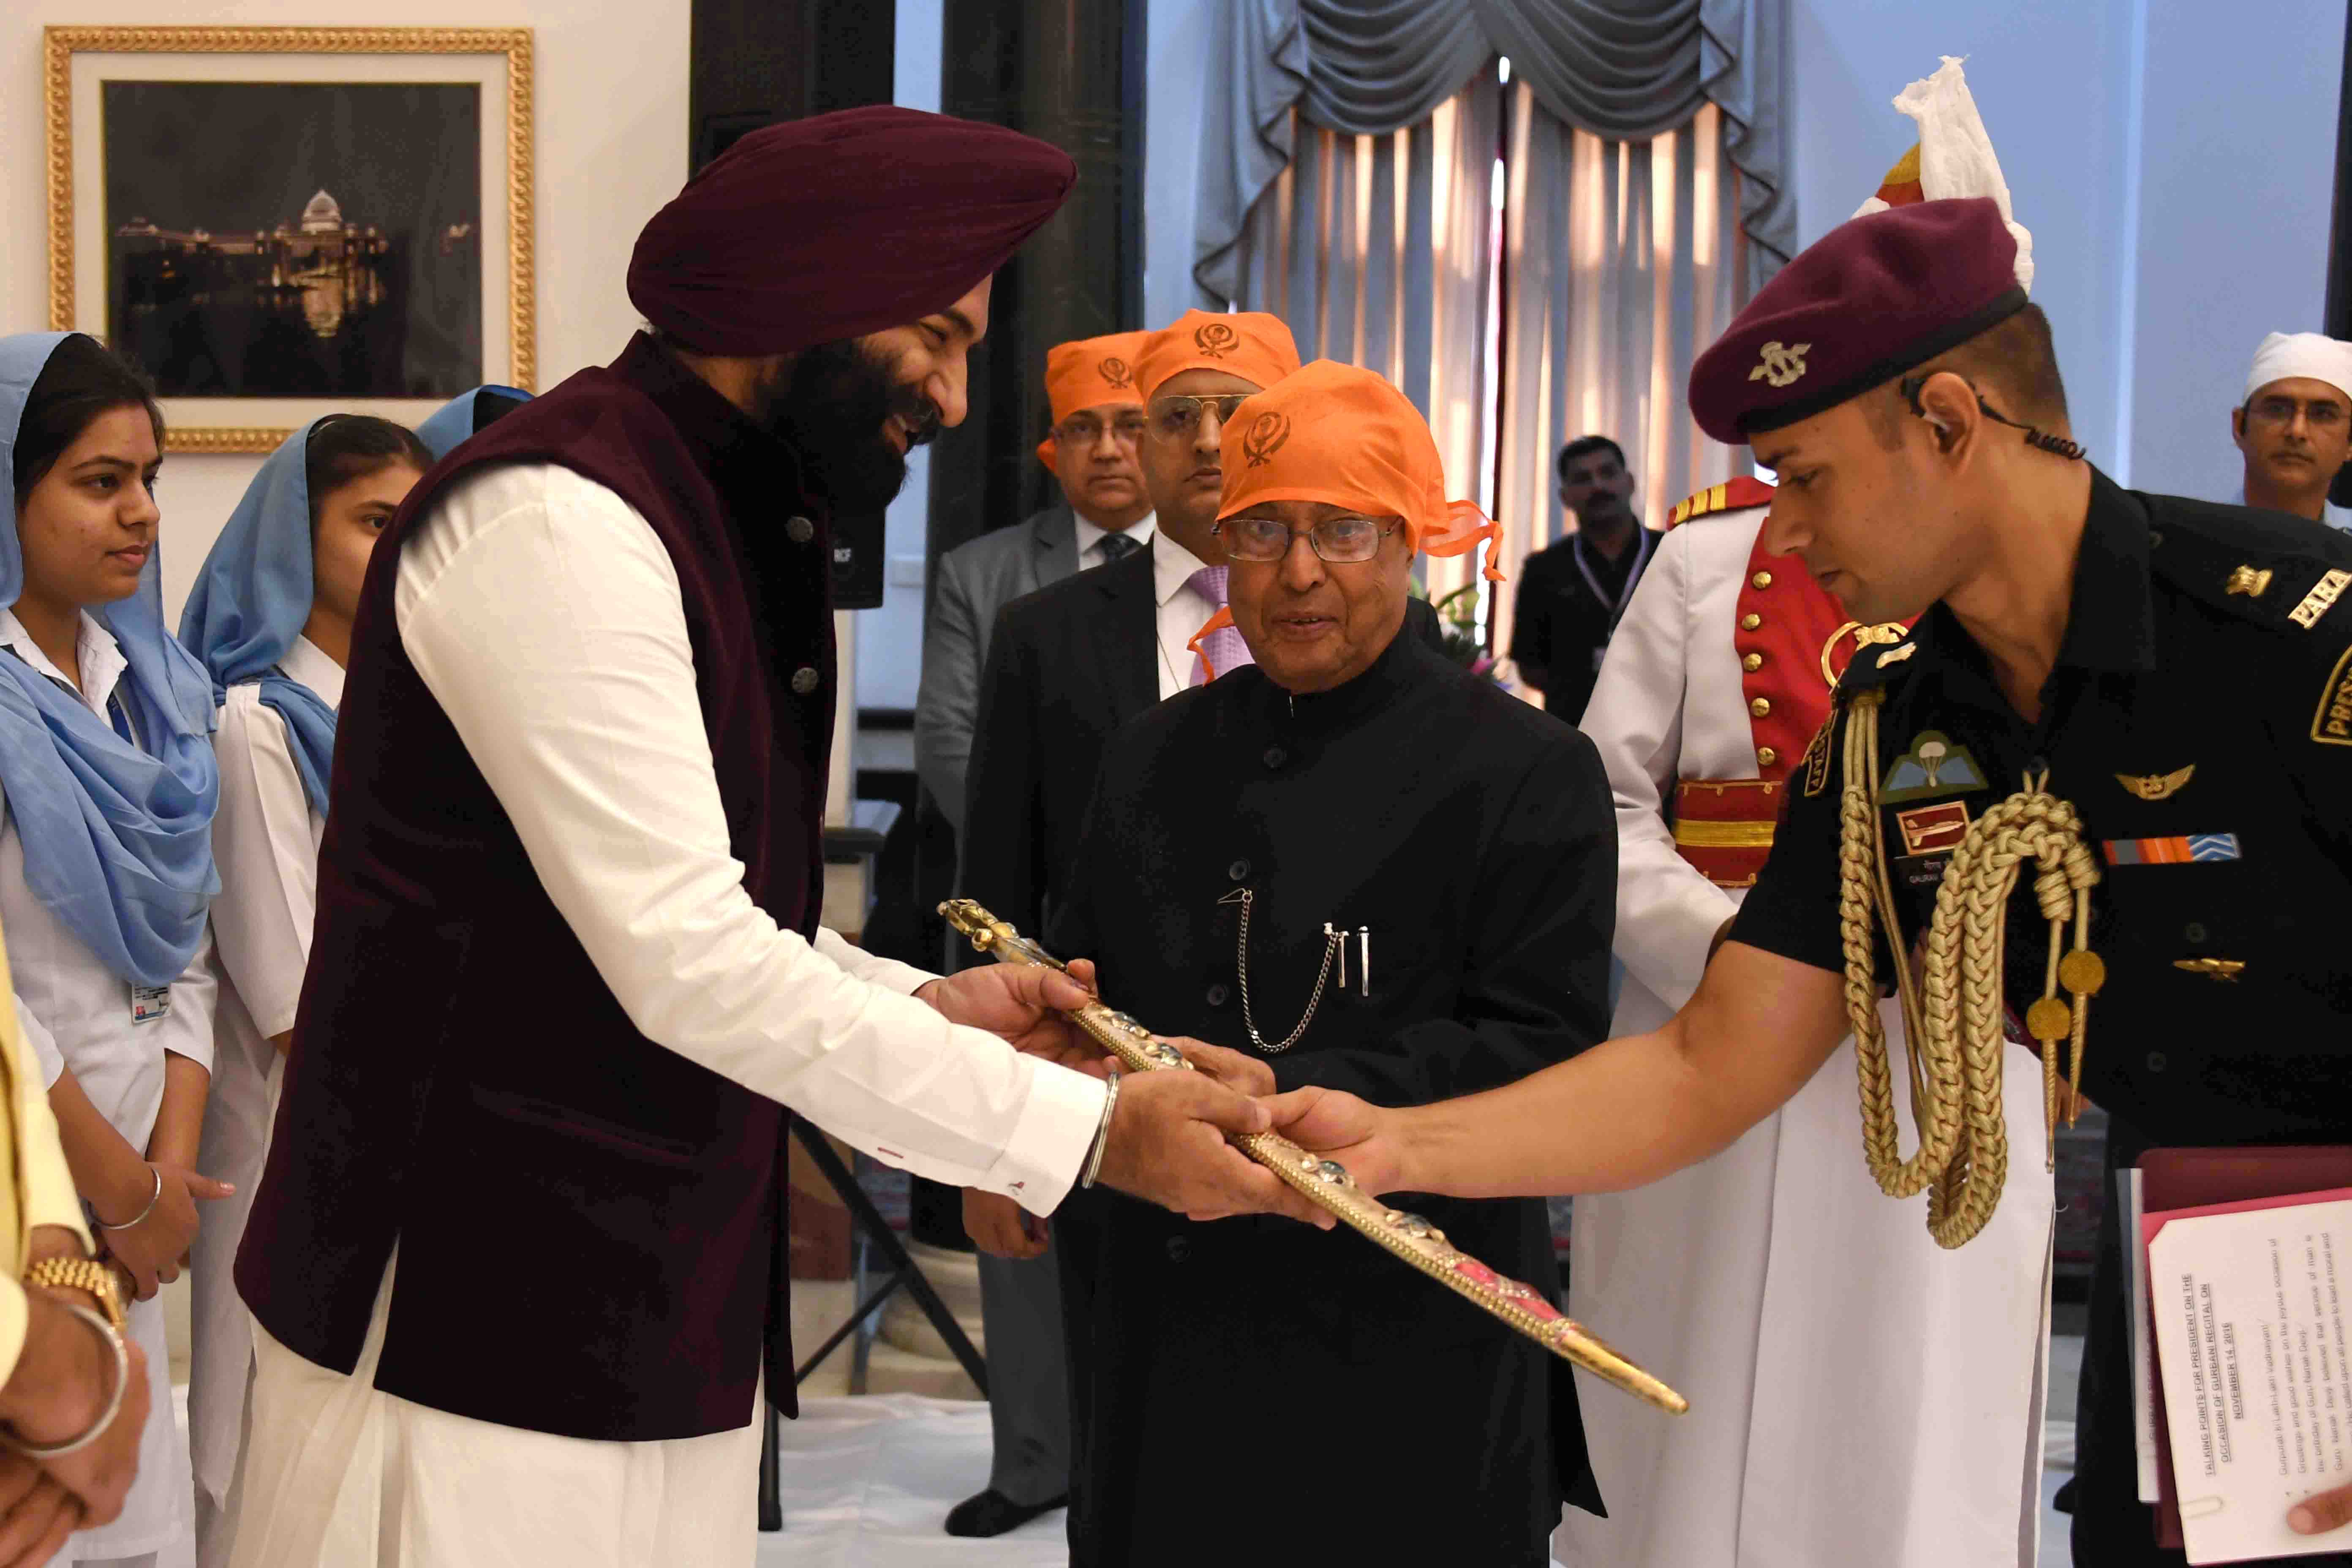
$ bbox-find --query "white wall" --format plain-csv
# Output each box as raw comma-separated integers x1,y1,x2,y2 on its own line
1786,0,2142,478
2123,0,2343,498
0,0,690,624
1788,0,2343,493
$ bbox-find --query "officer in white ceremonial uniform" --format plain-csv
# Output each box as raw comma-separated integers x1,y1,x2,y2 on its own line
1562,63,2057,1567
1562,471,2056,1568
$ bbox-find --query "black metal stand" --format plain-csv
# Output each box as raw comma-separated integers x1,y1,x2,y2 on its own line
758,1121,989,1531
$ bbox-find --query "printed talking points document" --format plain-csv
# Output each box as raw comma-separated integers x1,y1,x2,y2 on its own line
2145,1193,2352,1563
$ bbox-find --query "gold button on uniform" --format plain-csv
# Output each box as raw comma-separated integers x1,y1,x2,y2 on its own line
790,666,820,694
1750,697,1772,718
1756,747,1778,768
786,515,815,544
1752,571,1773,589
1742,652,1764,672
1741,613,1763,631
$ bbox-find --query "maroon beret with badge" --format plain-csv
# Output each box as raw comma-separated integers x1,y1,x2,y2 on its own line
1688,197,2027,446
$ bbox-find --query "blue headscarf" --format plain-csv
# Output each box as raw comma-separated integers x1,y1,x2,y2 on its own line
414,384,531,462
178,419,339,815
0,332,218,988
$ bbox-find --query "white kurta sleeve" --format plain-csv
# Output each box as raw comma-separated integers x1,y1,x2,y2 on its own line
1582,526,1739,1013
810,926,936,997
392,465,1103,1214
210,694,319,1037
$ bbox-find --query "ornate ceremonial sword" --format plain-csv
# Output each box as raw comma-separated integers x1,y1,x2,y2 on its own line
939,898,1689,1415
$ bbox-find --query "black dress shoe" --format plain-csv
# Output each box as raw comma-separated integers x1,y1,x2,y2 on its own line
944,1488,1068,1538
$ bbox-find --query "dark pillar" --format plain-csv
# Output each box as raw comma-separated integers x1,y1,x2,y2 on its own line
689,0,896,609
926,0,1147,563
689,0,894,168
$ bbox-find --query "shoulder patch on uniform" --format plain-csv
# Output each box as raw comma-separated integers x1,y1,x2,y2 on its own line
2312,643,2352,745
1800,708,1837,796
1665,475,1775,529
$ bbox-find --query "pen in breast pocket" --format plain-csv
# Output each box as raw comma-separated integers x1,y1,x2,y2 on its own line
1358,927,1371,997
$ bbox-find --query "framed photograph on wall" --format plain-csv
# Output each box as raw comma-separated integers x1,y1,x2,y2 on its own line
44,26,534,453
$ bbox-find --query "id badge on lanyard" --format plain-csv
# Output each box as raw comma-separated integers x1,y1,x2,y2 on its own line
131,985,169,1024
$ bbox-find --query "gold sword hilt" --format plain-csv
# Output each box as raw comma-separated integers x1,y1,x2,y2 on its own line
936,898,1689,1414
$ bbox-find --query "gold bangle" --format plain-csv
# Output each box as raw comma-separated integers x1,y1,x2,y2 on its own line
25,1257,127,1333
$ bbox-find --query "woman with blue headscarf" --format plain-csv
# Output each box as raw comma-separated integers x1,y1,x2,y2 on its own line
177,411,429,1568
1,331,224,1566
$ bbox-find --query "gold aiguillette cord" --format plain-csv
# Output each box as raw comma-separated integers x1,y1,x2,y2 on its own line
938,898,1688,1415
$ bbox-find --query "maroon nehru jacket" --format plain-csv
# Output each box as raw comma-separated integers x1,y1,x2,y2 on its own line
236,108,1073,1444
1688,197,2026,445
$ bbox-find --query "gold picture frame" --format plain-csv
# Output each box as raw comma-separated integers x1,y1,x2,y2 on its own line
44,26,535,454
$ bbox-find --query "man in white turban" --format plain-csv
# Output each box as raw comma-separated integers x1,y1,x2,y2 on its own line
2233,331,2352,530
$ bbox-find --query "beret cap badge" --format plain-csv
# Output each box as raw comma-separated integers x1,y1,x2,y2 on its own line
1749,340,1811,388
1242,410,1292,467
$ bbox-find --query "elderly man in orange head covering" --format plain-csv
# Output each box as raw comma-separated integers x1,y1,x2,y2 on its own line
1041,360,1610,1567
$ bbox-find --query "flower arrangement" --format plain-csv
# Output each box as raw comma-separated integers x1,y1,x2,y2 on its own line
1416,581,1514,689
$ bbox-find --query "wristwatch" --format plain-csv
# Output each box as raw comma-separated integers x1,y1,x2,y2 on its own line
25,1255,128,1332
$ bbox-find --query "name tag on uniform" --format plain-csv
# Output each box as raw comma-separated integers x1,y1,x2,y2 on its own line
130,985,169,1024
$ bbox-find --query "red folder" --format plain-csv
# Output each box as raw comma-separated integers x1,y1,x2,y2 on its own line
2139,1147,2352,1554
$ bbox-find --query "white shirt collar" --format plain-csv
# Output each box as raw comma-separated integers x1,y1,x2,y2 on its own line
279,634,347,711
0,608,127,722
1152,530,1216,608
1072,511,1155,565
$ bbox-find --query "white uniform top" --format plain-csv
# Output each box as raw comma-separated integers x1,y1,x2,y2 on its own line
0,606,209,1562
1150,531,1220,699
1558,514,2055,1568
389,462,1105,1207
188,634,342,1513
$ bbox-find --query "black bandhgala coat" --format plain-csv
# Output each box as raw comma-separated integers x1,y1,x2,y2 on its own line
1047,631,1614,1566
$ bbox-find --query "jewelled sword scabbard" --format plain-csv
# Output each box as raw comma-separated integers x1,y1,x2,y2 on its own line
938,898,1689,1415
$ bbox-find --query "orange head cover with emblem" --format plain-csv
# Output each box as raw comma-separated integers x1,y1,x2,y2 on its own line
1215,359,1503,578
1034,330,1151,473
1132,309,1302,401
1182,361,1501,675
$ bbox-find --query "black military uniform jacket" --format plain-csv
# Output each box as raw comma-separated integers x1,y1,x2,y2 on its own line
1047,632,1612,1567
1732,469,2352,1567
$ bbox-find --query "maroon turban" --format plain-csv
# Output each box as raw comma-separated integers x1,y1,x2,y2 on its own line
627,106,1077,357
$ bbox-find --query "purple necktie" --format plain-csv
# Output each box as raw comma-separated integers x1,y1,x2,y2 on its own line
1185,565,1254,685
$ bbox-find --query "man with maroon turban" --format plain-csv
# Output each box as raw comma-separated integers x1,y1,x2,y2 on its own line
227,107,1309,1568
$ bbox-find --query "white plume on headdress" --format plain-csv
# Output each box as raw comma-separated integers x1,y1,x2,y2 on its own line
1850,57,2035,295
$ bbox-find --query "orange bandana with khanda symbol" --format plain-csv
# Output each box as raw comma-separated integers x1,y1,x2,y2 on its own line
1035,330,1150,472
1186,360,1503,675
1132,309,1301,400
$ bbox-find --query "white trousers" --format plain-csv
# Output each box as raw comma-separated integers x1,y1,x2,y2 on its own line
228,1257,763,1568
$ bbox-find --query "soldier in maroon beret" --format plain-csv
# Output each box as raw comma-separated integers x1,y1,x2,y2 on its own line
229,106,1320,1564
1267,196,2352,1565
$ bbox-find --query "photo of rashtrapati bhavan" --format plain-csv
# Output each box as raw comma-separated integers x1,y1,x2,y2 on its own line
111,188,476,400
99,76,487,401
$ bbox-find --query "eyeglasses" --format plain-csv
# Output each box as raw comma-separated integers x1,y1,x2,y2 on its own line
1214,514,1402,564
1147,394,1252,442
1053,413,1149,446
2246,395,2348,432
